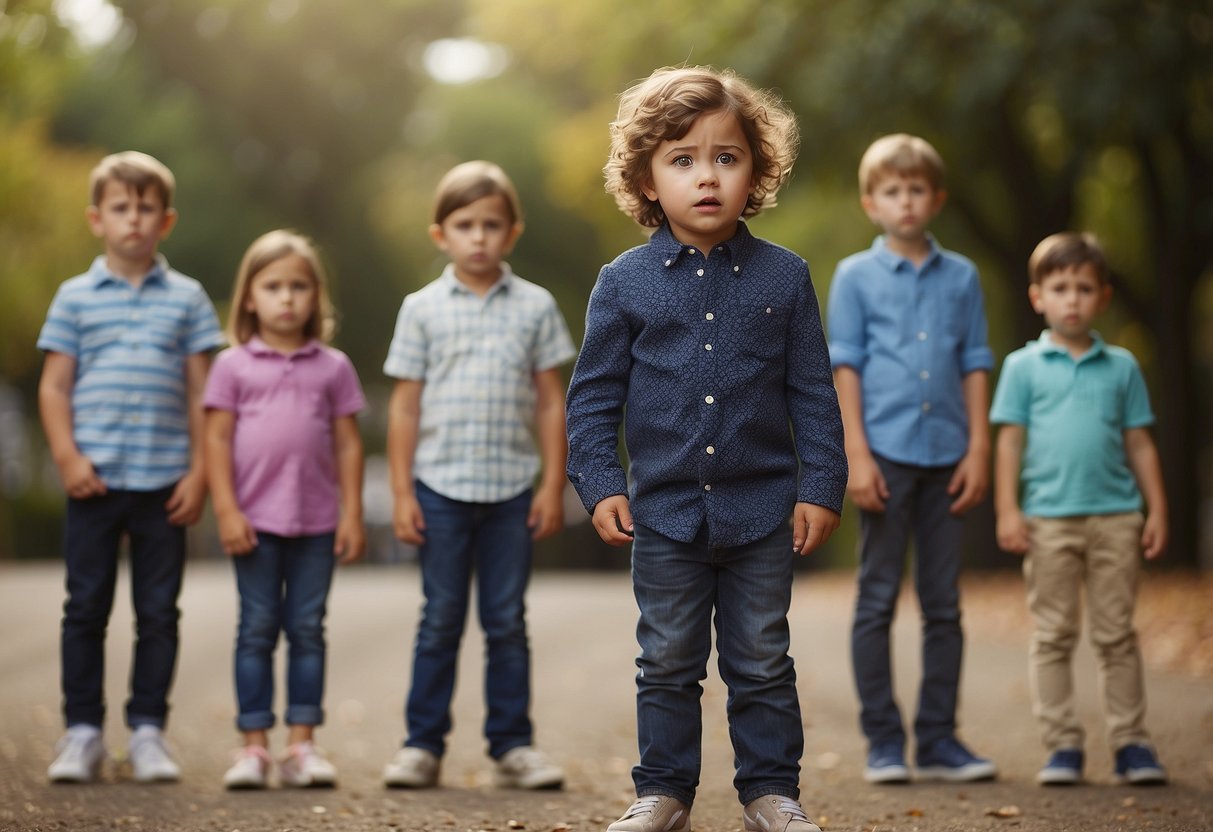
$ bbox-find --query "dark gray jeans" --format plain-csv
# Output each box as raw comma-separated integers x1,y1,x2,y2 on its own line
851,455,964,752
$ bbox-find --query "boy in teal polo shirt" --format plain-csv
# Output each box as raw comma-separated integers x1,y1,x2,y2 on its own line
991,232,1168,786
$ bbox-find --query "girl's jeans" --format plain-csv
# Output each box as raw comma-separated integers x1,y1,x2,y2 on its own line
404,481,534,760
232,531,335,731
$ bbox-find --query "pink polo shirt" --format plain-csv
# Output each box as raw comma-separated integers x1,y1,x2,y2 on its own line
204,337,366,537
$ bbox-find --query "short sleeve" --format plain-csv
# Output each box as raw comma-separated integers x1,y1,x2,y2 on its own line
383,294,428,380
330,350,368,417
989,352,1030,425
203,348,241,411
36,286,80,357
825,264,867,371
1121,358,1155,429
185,284,224,354
532,294,577,372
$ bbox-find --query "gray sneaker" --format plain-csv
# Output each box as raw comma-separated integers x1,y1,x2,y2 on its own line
742,795,821,832
494,745,564,789
383,746,439,788
48,726,107,783
606,795,691,832
128,726,180,782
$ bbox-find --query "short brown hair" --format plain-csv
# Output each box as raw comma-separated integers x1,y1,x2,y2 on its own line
432,160,523,226
1028,231,1109,285
89,151,176,208
227,230,336,345
858,134,945,195
605,65,799,227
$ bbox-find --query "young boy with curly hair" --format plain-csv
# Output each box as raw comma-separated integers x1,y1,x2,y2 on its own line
566,65,848,832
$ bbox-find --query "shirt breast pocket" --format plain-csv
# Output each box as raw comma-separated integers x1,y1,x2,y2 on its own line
738,301,789,359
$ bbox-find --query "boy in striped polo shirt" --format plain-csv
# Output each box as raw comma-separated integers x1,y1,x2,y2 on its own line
38,151,223,784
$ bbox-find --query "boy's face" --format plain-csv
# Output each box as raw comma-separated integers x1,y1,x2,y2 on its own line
642,109,754,252
861,172,945,245
86,180,176,268
429,193,522,287
1029,263,1111,343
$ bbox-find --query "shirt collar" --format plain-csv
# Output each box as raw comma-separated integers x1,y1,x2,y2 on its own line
1035,329,1107,363
870,234,942,273
87,253,169,288
437,262,515,297
244,335,322,359
650,221,755,273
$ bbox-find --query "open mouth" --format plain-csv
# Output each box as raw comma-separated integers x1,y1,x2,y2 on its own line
695,197,721,208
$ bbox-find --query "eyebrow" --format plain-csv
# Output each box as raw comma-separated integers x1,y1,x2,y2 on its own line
661,143,747,159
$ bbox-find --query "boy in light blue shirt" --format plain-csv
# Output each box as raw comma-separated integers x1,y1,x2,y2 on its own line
991,231,1168,786
827,134,996,784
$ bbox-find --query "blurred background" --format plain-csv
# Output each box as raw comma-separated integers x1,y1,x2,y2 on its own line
1,0,1210,571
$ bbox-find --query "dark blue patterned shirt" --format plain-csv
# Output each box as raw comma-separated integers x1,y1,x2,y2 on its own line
566,222,847,547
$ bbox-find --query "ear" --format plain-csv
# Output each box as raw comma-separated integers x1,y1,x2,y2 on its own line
158,208,178,240
859,194,879,224
640,175,659,203
85,205,103,239
504,222,525,254
1098,283,1113,311
1027,284,1044,313
428,223,447,251
930,188,948,216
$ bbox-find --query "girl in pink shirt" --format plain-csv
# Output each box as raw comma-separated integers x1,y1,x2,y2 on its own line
204,230,366,789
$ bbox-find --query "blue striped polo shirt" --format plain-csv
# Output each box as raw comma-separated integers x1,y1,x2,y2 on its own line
37,255,223,490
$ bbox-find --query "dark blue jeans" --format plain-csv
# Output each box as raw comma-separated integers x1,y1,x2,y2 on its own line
61,487,185,729
631,522,802,806
851,455,964,751
405,481,534,759
231,531,336,731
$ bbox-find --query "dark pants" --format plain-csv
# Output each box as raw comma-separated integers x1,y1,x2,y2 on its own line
851,456,964,751
61,487,185,729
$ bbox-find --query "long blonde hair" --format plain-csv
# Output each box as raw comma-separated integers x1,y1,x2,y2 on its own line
227,229,335,345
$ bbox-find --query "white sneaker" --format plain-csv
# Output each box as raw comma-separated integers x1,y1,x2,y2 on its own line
279,741,337,788
48,725,107,783
223,745,271,790
607,796,691,832
128,725,180,782
742,795,822,832
383,746,440,788
494,745,564,789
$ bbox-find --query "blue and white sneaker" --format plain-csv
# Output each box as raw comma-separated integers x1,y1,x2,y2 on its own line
916,737,997,782
1037,748,1083,785
864,742,910,784
1114,744,1167,785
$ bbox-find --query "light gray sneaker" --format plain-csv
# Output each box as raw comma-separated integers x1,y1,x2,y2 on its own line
48,725,107,783
742,795,821,832
280,741,337,788
128,725,180,782
383,746,440,788
606,795,691,832
494,745,564,789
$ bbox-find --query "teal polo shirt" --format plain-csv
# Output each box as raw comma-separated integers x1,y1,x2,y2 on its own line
990,331,1154,517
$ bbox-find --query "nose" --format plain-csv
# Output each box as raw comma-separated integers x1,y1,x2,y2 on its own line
698,165,719,186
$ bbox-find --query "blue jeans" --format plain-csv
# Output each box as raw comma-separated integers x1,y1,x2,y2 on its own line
405,481,534,759
851,455,964,751
61,487,185,729
631,523,802,806
232,532,335,731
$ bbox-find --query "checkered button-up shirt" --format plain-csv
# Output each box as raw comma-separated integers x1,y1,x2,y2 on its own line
384,263,576,503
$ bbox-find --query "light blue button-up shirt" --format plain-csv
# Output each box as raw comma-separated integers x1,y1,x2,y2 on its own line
827,236,994,467
37,255,223,490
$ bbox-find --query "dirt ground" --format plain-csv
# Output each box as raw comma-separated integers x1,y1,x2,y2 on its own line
0,562,1210,832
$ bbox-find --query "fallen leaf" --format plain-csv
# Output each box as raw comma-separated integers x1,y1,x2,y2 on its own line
985,805,1022,818
906,807,925,817
1122,796,1138,808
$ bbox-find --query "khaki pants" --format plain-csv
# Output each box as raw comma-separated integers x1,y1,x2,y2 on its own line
1023,513,1150,752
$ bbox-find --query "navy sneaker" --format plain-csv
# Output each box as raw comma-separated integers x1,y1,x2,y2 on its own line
864,742,909,784
1114,744,1167,785
1037,748,1083,785
916,737,997,782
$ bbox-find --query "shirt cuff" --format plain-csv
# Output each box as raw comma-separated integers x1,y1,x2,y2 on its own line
961,346,995,374
828,342,866,371
797,474,847,515
568,467,629,514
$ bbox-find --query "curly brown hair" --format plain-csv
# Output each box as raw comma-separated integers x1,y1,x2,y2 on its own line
604,66,799,228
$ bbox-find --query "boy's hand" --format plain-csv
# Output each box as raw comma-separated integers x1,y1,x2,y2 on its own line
165,469,207,526
1141,511,1168,560
59,452,107,500
335,515,366,564
392,494,426,545
592,495,634,547
947,450,989,515
528,485,564,541
846,452,889,512
995,509,1031,555
217,509,258,556
793,502,840,555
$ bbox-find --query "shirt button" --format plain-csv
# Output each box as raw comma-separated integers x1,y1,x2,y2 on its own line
705,395,714,404
705,343,712,351
688,248,697,255
665,259,673,266
918,331,928,341
705,312,714,320
920,370,930,380
922,402,932,412
704,484,712,491
733,265,740,273
696,268,705,277
766,307,772,313
706,446,715,454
